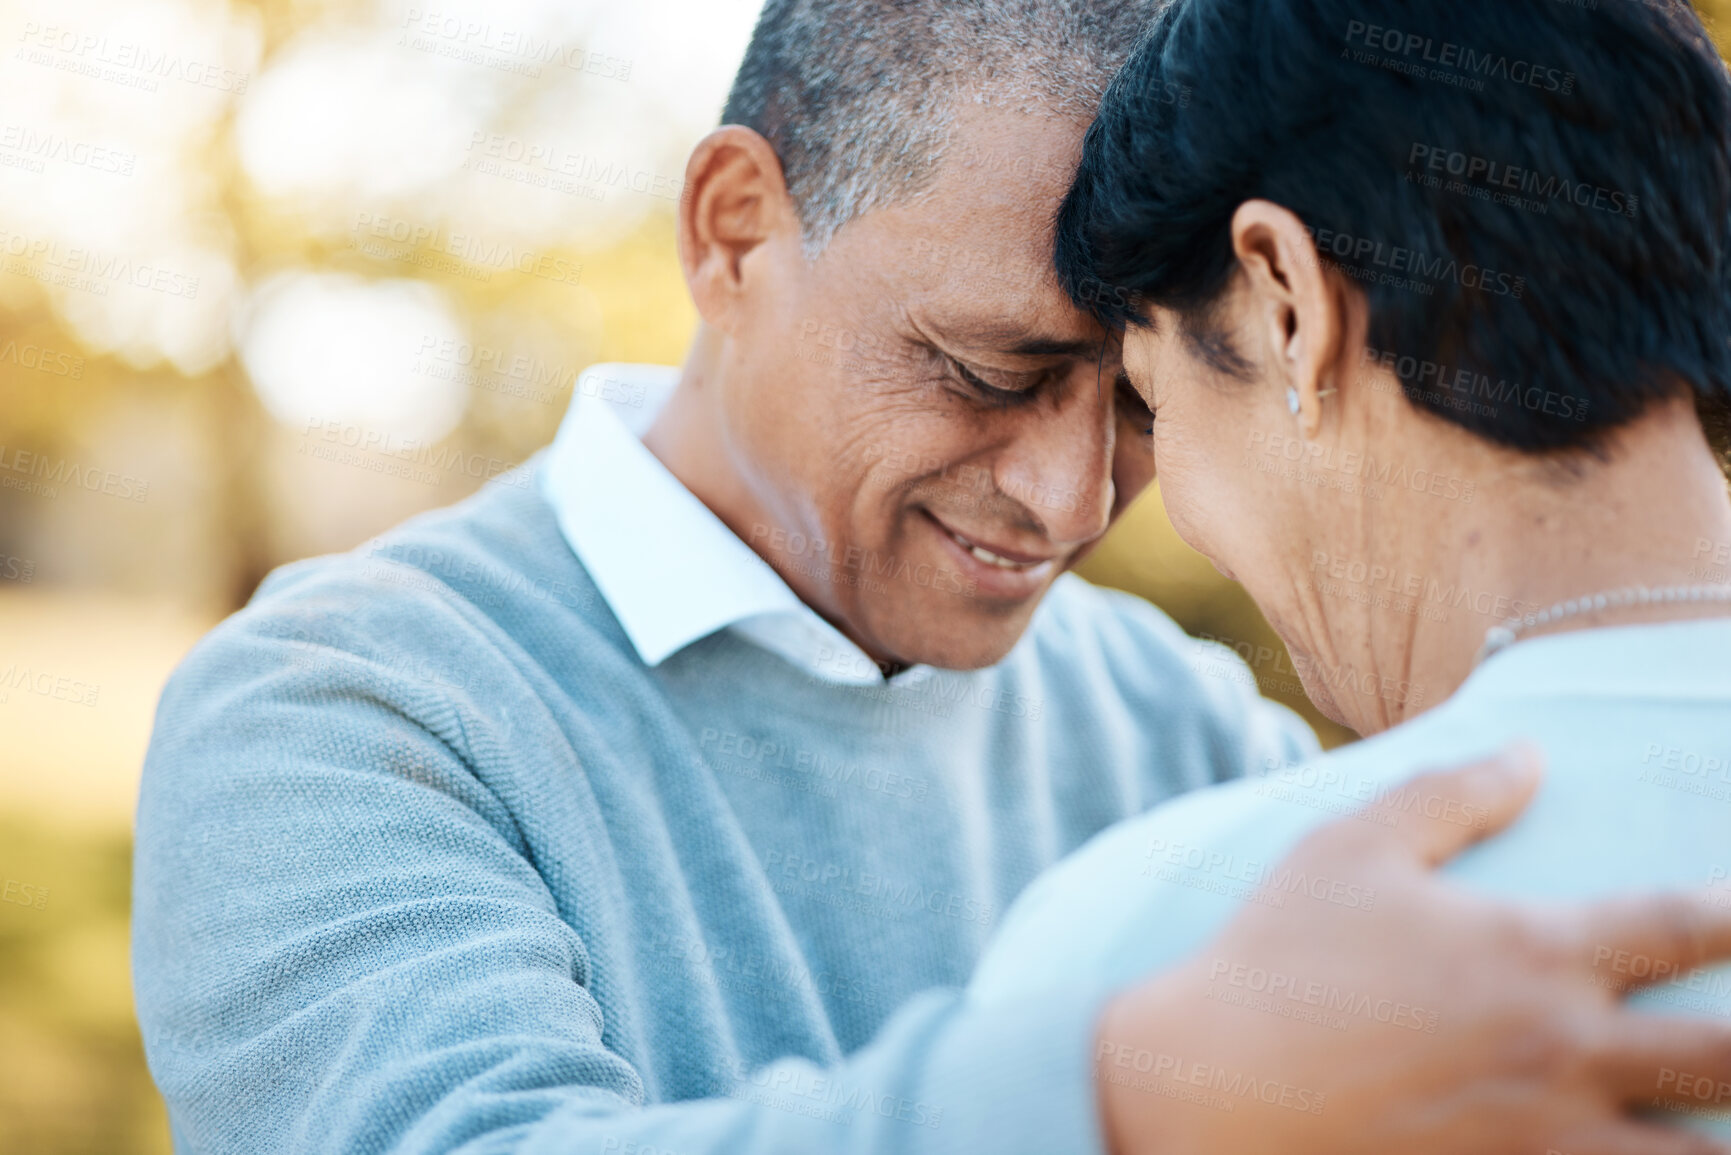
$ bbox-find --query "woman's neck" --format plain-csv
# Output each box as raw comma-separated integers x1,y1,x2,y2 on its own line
1340,397,1731,734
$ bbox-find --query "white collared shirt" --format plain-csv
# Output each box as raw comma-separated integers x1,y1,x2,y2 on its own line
540,363,932,687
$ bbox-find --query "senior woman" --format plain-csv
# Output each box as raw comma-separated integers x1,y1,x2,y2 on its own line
969,0,1731,1151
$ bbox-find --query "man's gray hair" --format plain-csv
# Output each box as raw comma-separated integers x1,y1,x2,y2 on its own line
721,0,1162,256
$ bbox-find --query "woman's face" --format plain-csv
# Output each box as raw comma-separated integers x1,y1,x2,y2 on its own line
1122,301,1367,728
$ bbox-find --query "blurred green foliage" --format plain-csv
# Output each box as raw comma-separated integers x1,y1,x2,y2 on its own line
0,817,169,1155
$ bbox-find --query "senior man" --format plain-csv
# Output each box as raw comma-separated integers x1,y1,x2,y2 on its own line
133,2,1731,1154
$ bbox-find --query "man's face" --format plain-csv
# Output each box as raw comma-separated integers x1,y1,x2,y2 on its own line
717,104,1157,671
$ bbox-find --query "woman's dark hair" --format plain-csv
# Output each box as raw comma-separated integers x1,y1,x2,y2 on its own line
1056,0,1731,455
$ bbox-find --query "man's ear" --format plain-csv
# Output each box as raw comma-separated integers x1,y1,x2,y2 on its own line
677,126,802,334
1229,200,1354,440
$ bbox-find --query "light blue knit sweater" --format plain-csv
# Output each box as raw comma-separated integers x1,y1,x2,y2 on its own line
132,459,1316,1155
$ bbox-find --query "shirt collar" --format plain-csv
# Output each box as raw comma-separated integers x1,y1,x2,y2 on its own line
540,364,923,686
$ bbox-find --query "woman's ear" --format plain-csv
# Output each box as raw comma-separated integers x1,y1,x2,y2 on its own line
1229,200,1349,440
677,126,803,333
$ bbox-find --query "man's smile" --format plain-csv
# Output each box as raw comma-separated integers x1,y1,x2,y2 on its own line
920,508,1062,597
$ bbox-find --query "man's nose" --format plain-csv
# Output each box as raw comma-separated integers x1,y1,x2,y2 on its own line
993,370,1115,547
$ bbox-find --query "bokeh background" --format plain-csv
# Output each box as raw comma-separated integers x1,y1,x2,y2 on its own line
2,1,1725,1150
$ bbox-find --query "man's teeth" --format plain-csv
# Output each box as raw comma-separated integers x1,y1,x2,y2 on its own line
952,532,1038,570
968,544,1026,569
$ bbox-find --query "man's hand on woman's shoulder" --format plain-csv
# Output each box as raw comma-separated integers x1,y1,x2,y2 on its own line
1097,746,1731,1155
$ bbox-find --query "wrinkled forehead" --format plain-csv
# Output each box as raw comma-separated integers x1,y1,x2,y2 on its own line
825,102,1096,333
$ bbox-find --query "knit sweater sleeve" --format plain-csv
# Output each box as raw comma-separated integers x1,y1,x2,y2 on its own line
132,585,1111,1155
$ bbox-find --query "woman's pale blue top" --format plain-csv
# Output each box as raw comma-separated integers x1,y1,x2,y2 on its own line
974,619,1731,1137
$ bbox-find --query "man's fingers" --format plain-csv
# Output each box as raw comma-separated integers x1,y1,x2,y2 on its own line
1595,1010,1731,1101
1361,741,1546,866
1576,891,1731,987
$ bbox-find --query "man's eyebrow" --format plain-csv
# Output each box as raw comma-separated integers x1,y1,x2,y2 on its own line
1007,337,1103,359
938,325,1103,360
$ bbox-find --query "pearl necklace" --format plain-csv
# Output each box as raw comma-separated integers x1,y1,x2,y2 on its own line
1475,584,1731,667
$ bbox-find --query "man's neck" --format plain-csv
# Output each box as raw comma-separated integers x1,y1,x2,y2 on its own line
642,329,902,672
1347,397,1731,732
641,329,760,543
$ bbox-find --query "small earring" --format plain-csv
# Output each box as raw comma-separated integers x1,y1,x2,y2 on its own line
1317,388,1339,399
1287,387,1301,415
